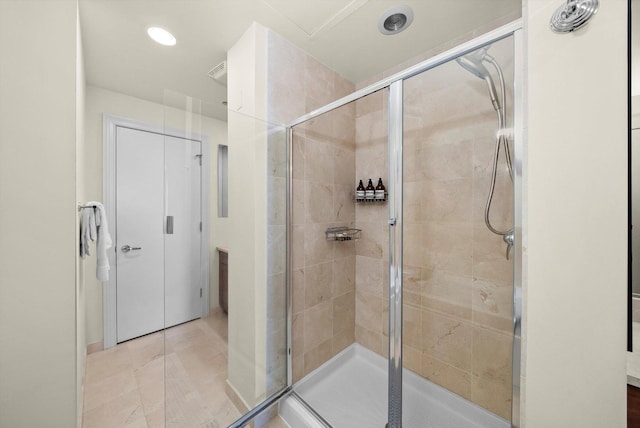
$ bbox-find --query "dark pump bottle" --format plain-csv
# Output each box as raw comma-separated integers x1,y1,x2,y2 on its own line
365,179,375,200
356,180,365,200
375,178,386,200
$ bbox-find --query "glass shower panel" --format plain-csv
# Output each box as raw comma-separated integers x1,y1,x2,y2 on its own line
160,94,290,427
401,37,515,425
161,91,212,427
290,90,390,428
223,108,289,427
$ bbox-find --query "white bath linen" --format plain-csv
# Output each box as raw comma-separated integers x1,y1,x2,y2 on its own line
79,202,113,281
79,205,96,257
90,201,113,281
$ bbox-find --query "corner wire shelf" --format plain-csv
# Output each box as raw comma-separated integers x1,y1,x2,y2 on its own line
325,227,362,242
354,191,388,203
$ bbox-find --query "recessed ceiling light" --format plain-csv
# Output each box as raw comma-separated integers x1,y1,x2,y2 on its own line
147,27,176,46
378,6,414,35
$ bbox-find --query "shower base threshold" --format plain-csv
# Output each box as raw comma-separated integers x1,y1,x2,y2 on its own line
280,344,509,428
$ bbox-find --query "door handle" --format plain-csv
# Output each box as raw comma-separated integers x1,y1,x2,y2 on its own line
121,245,142,253
166,216,174,234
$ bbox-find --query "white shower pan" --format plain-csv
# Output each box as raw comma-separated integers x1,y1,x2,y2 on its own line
280,344,510,428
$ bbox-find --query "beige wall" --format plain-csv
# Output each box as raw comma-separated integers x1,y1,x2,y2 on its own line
82,86,227,346
227,22,269,407
521,1,627,427
0,1,79,426
75,6,87,425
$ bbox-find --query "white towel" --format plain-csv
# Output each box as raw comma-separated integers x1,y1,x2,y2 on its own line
80,206,96,257
79,202,113,281
90,202,113,281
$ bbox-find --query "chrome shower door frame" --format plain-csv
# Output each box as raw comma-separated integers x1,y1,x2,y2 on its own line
231,18,523,428
388,79,404,428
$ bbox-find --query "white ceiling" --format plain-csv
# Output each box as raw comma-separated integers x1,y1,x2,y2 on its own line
79,0,521,121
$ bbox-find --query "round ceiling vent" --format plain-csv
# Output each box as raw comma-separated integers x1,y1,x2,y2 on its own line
378,6,414,35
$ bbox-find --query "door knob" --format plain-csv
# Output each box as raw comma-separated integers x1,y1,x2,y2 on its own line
121,245,142,253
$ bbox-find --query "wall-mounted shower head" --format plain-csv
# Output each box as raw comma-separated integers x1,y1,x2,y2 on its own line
456,48,501,112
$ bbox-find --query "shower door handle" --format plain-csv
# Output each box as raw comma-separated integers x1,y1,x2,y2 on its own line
166,216,174,234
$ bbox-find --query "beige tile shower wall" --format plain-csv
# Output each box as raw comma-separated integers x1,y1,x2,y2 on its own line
354,88,390,356
291,103,357,382
266,31,356,384
354,40,514,420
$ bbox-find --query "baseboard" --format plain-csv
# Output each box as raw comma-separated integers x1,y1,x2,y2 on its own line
87,340,104,355
77,345,88,427
225,379,250,415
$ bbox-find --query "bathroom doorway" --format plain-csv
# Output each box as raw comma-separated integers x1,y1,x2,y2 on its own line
103,116,211,347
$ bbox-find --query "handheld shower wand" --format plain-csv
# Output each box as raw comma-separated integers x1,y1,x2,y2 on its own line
456,46,514,259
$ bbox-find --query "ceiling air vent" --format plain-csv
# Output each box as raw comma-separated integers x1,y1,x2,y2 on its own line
208,61,227,86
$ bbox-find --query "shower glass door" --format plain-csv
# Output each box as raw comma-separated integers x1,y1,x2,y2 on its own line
399,36,516,426
289,90,391,427
278,24,520,428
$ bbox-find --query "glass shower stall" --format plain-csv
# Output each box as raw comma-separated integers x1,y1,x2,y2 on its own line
231,20,522,428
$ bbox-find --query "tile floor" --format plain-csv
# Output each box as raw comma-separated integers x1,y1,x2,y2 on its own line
82,308,288,428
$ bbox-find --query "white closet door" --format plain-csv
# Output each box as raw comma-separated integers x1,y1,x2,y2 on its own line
116,126,165,343
115,127,202,343
164,136,202,327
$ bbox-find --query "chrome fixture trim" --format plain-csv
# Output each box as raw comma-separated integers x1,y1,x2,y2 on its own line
287,392,333,427
550,0,599,33
228,386,292,428
387,80,404,428
286,19,522,129
504,231,515,260
384,13,407,32
511,28,524,428
378,6,414,35
120,245,141,253
286,126,293,389
77,204,94,211
166,215,174,234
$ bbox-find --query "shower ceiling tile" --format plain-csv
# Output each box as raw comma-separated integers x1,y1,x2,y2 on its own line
261,0,369,37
